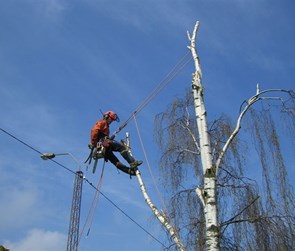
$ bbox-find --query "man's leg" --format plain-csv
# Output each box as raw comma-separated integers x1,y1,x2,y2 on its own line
111,141,143,168
106,151,136,176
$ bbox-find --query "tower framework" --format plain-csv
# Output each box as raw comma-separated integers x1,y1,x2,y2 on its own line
66,170,83,251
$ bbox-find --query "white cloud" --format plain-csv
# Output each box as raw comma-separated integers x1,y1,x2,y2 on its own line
0,187,39,230
29,0,67,19
4,228,66,251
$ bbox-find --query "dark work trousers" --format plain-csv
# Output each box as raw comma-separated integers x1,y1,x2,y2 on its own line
105,140,135,166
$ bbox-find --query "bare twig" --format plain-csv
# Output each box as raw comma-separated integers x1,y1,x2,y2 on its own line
220,196,260,235
215,89,293,175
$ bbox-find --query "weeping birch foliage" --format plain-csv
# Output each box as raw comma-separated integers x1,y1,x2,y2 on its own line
154,22,295,251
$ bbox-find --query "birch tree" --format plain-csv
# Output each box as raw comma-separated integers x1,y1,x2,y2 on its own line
124,133,186,250
154,21,295,250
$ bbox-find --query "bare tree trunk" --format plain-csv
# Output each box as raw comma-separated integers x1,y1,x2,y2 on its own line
124,133,186,251
154,20,295,251
187,21,219,251
136,170,186,251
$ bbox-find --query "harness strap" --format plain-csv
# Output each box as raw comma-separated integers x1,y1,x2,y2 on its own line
91,142,107,173
85,146,94,164
92,158,98,173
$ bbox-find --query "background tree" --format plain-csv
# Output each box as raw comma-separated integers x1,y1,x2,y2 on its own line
0,246,10,251
154,21,295,251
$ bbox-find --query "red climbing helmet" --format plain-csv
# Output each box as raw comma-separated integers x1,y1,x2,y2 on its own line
103,111,120,122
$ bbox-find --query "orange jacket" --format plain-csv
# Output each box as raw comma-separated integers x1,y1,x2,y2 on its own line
91,119,110,145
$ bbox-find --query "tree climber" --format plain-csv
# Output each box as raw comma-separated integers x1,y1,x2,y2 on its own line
90,111,143,176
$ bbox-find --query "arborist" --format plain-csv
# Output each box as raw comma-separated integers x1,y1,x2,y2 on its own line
89,111,143,176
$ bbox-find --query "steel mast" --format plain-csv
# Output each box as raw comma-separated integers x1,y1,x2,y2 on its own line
41,153,83,251
67,170,83,251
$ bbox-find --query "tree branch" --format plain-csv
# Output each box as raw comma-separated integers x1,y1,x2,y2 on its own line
220,196,260,228
125,133,186,251
187,21,202,80
220,196,260,236
181,121,200,153
215,88,293,175
221,214,294,228
136,170,186,251
196,187,205,207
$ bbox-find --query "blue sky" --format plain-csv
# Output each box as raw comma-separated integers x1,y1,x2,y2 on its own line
0,1,294,251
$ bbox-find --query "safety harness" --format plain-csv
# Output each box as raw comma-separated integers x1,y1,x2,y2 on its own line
85,141,107,174
85,120,128,174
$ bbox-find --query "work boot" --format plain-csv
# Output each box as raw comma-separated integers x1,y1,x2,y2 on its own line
115,162,136,176
120,150,143,170
120,150,135,163
128,167,137,176
130,160,143,168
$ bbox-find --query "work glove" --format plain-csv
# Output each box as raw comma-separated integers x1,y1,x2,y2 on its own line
88,143,95,150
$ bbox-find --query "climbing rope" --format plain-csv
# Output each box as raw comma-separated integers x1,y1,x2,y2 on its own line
0,127,167,248
133,114,181,239
81,50,192,244
112,51,192,138
79,160,106,241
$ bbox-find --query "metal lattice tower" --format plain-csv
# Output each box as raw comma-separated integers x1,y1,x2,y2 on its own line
66,170,83,251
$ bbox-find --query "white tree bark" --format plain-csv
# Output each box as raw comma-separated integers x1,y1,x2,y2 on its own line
215,87,292,175
124,133,185,251
186,22,292,251
135,170,186,251
188,21,219,251
124,22,292,251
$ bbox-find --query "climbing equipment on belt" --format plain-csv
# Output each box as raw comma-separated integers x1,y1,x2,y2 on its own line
85,141,106,174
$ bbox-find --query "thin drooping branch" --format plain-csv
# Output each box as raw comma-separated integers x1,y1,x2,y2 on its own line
153,20,295,251
220,196,260,228
181,122,200,153
220,214,294,227
215,88,294,175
